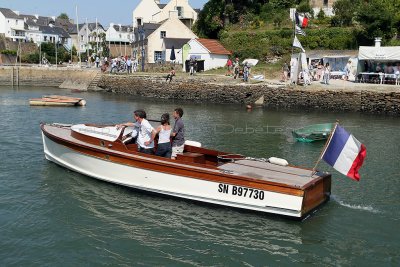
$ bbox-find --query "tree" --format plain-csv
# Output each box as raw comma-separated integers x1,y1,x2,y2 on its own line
331,0,359,26
355,0,396,44
58,13,69,20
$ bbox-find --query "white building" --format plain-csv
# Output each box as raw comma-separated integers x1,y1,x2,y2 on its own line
39,25,71,47
187,38,231,71
132,16,197,64
69,22,106,54
105,23,134,57
132,0,199,30
0,8,26,41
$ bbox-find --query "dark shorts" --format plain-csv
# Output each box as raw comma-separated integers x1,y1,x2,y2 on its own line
155,142,172,158
139,147,154,155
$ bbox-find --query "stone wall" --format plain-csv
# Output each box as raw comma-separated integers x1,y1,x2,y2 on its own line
0,67,398,115
98,74,400,115
0,66,98,88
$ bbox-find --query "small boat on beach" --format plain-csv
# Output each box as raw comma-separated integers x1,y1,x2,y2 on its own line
292,123,334,142
40,122,331,219
29,95,86,106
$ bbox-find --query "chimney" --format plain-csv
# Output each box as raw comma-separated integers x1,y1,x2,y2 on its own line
34,14,39,19
154,0,160,4
51,16,56,21
13,10,20,16
375,37,382,48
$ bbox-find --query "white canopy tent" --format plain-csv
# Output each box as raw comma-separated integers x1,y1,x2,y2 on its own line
358,46,400,61
357,38,400,74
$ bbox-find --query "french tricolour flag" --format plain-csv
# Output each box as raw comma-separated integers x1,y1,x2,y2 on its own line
322,125,366,181
295,12,309,28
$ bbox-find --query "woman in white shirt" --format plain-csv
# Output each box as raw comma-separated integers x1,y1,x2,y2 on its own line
155,113,172,158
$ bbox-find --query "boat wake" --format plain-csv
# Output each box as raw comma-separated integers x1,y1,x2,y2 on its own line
331,195,380,214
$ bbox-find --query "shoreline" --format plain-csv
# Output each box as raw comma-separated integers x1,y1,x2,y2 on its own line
1,66,399,115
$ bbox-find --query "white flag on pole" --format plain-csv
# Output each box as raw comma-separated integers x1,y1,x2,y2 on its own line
293,36,305,52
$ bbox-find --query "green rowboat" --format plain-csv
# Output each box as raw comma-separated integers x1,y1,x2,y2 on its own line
292,123,334,142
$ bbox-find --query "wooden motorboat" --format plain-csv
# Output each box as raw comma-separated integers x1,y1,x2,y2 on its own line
29,95,86,106
292,123,334,142
40,123,331,219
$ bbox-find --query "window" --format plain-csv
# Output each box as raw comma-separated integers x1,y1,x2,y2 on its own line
323,0,328,7
176,6,183,17
154,51,162,62
137,18,142,26
15,20,18,25
160,31,166,39
81,35,84,41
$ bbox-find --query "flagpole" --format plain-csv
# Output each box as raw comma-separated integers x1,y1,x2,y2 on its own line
292,10,295,56
311,121,340,176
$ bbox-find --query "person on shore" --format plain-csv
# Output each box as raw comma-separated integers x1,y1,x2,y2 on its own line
243,63,250,82
171,108,185,159
394,63,400,85
133,58,138,72
110,59,117,73
101,61,109,73
95,56,100,68
126,57,132,74
166,67,176,83
226,58,233,76
344,60,352,80
155,113,172,158
117,110,156,155
189,57,198,75
233,57,240,79
316,61,323,81
323,63,331,85
281,62,289,82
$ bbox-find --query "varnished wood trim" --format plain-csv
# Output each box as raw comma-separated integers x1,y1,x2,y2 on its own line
301,174,331,214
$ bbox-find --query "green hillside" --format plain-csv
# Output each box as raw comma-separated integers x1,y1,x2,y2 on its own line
194,0,400,60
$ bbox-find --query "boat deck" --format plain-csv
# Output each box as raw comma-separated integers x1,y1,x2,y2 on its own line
218,160,316,188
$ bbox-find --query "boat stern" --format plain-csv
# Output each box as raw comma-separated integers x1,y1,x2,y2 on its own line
301,173,331,217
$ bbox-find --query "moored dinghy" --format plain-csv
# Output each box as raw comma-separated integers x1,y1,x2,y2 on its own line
292,123,334,142
40,122,332,219
29,95,86,106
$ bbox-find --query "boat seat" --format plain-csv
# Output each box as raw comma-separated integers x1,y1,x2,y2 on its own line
176,152,205,164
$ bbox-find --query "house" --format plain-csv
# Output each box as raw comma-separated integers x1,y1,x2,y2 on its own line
132,16,197,64
69,22,106,54
24,17,42,43
132,0,198,29
186,38,231,71
39,25,71,47
0,8,26,41
309,0,337,17
105,23,134,57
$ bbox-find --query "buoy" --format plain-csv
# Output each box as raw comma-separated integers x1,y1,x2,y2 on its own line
268,157,289,166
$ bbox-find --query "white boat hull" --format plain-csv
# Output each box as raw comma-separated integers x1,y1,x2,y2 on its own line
42,133,304,217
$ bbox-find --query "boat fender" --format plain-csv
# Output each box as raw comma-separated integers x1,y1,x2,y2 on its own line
78,99,87,106
268,157,289,166
184,140,202,147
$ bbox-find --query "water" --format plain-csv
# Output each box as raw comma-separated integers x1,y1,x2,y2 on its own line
0,86,399,266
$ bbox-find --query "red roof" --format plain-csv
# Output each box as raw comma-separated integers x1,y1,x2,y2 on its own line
196,38,231,55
